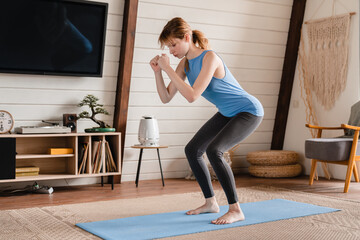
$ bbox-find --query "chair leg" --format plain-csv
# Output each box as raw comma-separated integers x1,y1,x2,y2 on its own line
353,163,359,183
344,161,355,193
344,130,359,193
309,159,317,185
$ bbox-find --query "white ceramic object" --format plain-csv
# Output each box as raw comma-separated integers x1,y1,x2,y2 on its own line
138,115,159,146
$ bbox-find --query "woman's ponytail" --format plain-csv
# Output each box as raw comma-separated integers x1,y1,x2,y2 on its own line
192,30,209,50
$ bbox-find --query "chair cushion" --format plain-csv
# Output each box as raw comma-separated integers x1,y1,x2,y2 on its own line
305,138,360,161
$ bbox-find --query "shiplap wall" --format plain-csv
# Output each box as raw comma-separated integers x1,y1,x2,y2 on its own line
121,0,294,182
0,0,123,187
0,0,294,187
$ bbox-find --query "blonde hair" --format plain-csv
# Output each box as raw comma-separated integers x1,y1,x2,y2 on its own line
158,17,209,71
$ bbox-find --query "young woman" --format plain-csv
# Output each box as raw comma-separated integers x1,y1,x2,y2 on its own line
149,17,264,225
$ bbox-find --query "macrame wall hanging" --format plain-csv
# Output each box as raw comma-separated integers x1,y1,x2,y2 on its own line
298,0,355,138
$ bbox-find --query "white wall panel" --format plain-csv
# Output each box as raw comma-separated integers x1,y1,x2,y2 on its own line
136,18,289,45
254,0,292,6
0,89,115,105
138,2,290,32
96,0,124,14
107,14,123,31
106,30,122,46
103,62,120,77
123,158,189,173
140,0,292,19
0,75,117,91
104,46,121,61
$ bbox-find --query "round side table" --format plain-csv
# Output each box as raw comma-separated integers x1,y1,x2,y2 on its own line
131,145,168,187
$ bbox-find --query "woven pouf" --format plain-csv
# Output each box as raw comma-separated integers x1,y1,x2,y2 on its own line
247,150,301,178
247,150,298,166
248,164,302,178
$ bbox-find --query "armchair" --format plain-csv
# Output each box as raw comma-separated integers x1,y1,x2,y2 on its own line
305,124,360,193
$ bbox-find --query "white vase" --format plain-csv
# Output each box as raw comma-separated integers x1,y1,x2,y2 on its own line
138,116,159,146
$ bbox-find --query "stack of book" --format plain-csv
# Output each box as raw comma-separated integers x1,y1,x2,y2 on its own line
48,148,73,154
16,166,40,177
91,140,117,173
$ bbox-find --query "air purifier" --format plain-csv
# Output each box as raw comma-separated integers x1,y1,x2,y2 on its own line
138,116,159,146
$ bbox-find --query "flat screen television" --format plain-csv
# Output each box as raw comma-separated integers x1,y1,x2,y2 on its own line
0,0,108,77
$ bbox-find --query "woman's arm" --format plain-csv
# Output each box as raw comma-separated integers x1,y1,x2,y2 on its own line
150,56,186,103
158,52,220,103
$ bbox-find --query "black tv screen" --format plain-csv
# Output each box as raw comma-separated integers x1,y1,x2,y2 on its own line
0,0,108,77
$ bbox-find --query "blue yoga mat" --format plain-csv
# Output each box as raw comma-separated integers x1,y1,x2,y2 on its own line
76,199,339,240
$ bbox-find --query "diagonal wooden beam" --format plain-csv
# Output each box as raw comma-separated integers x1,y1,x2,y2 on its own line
271,0,307,150
113,0,139,182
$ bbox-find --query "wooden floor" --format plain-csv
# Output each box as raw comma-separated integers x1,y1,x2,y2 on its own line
0,174,359,210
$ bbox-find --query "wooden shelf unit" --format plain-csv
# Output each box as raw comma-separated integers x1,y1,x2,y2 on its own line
0,132,121,183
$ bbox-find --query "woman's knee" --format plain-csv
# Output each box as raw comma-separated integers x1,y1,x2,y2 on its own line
185,142,201,158
206,144,223,160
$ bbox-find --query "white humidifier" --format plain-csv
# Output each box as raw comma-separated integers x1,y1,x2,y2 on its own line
138,116,159,146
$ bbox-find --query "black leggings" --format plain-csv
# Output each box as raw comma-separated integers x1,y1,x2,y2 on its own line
185,112,263,204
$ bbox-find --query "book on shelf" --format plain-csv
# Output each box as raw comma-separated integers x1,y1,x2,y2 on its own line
16,166,40,173
48,148,73,155
90,140,117,173
78,144,86,170
92,141,101,173
78,143,89,174
99,140,105,173
16,171,39,177
105,141,117,172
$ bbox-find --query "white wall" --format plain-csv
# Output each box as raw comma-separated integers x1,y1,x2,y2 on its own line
284,0,360,180
0,0,295,187
121,0,294,182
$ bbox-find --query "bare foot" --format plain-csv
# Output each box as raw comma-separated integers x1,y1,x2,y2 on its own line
211,203,245,224
186,197,220,215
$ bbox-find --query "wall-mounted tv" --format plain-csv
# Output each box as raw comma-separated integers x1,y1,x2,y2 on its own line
0,0,108,77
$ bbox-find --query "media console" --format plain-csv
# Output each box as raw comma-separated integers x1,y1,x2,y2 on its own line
0,132,121,188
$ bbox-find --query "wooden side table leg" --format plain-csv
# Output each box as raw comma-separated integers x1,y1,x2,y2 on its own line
135,148,143,187
157,148,165,187
101,176,104,187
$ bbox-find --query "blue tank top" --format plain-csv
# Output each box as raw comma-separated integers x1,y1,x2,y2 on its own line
185,50,264,117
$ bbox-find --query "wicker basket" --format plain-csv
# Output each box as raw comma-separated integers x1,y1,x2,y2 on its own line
248,164,302,178
247,150,298,166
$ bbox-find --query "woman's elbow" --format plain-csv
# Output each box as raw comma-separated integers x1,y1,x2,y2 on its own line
161,98,170,104
159,96,171,104
187,95,198,103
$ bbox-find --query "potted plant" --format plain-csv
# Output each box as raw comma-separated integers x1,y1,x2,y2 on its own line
78,94,115,132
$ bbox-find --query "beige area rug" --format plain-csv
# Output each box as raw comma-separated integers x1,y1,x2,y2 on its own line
1,185,360,240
